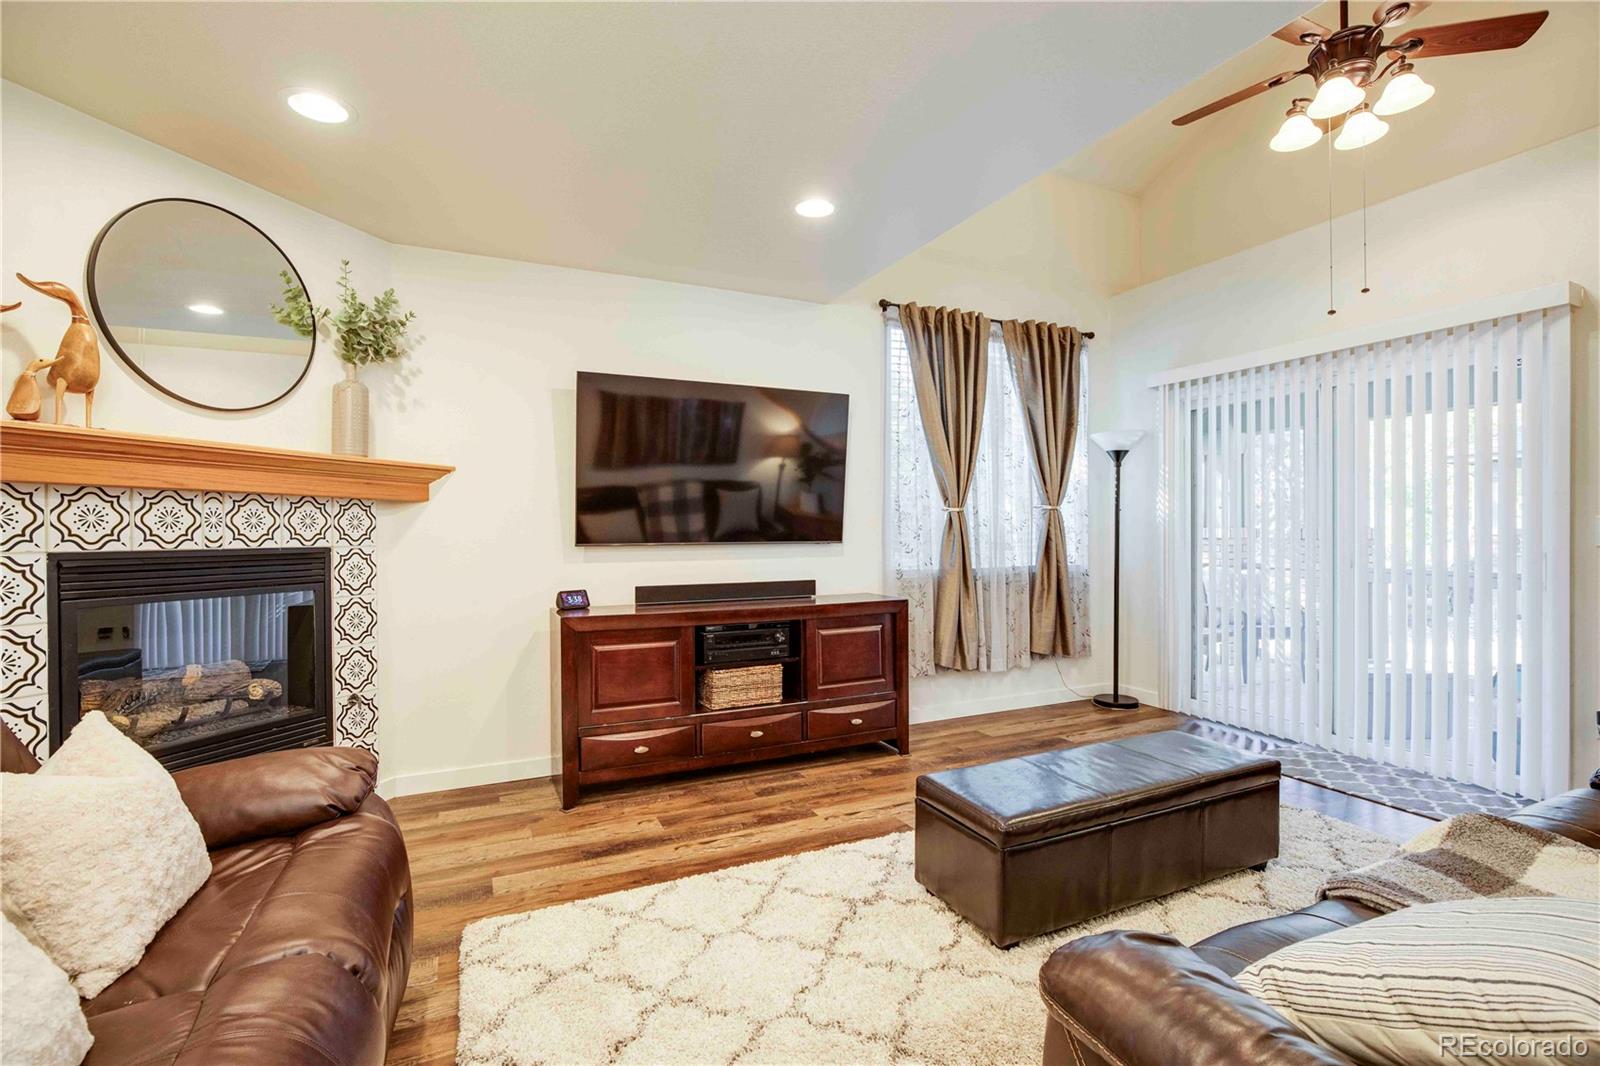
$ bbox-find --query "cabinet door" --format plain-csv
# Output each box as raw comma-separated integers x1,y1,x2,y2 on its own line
807,614,894,700
577,627,692,727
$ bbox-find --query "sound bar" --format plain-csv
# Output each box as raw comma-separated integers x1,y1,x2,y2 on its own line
635,579,817,607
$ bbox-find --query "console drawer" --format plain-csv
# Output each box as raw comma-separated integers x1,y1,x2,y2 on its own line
700,711,803,755
807,699,896,739
581,725,696,771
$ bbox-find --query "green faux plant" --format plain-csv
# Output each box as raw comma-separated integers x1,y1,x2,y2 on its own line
271,260,416,366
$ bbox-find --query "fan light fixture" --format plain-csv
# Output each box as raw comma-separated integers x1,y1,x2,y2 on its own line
1373,62,1435,115
1335,105,1390,150
1270,100,1323,153
1306,73,1365,119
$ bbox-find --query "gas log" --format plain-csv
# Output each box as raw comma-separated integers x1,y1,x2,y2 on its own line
83,659,285,739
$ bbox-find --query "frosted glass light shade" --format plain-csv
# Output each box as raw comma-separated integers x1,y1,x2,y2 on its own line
1374,70,1435,115
1335,108,1390,150
1307,75,1364,119
1270,112,1323,152
1091,430,1146,454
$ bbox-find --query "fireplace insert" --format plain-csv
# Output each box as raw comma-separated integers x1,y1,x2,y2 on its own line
48,548,332,771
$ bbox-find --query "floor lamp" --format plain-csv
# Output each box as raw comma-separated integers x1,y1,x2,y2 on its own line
1090,430,1146,710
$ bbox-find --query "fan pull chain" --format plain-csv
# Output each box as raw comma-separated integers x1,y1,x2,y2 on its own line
1326,128,1336,316
1361,143,1371,294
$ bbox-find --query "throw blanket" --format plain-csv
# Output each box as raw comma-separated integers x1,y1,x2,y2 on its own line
1320,813,1599,914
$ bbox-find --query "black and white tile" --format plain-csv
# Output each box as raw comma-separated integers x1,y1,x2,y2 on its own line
0,484,381,761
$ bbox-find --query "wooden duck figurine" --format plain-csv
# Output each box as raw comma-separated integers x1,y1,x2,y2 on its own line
15,274,100,427
6,357,56,421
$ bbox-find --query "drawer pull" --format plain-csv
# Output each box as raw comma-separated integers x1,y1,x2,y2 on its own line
633,745,650,754
749,730,764,738
849,717,863,726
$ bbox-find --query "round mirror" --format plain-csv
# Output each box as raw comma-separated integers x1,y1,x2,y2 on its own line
87,199,316,412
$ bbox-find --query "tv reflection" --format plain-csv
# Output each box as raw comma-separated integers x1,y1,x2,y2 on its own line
574,371,848,544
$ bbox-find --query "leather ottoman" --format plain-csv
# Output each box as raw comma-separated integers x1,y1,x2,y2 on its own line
914,730,1279,947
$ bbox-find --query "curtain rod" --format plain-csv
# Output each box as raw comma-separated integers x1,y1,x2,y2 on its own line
878,299,1093,340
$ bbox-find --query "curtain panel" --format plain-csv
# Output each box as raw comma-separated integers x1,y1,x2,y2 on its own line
1156,301,1573,798
897,304,990,671
885,311,1089,678
1002,319,1084,656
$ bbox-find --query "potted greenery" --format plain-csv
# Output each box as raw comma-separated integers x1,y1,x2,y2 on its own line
273,260,416,456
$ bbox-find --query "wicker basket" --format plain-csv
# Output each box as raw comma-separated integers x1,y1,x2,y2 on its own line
698,664,784,711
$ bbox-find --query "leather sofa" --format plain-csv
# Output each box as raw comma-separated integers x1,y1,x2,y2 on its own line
1039,784,1600,1066
2,728,413,1066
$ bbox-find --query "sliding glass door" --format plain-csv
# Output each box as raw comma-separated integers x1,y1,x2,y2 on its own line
1158,301,1572,799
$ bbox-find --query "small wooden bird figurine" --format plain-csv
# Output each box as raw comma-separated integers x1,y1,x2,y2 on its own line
6,357,56,421
15,274,101,427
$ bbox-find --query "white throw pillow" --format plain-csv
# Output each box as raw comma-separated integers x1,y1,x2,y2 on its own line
1237,897,1600,1066
0,711,211,997
578,506,643,544
1,914,93,1065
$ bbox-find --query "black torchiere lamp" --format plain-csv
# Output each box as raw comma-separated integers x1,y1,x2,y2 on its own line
1090,430,1146,710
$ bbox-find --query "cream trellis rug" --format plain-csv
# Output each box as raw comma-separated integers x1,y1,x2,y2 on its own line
457,806,1395,1066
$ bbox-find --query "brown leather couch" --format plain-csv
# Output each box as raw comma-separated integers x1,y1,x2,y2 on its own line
2,729,413,1066
1039,784,1600,1066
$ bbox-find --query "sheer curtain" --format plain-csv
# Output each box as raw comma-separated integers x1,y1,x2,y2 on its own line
135,593,299,670
1156,297,1573,798
885,314,1089,677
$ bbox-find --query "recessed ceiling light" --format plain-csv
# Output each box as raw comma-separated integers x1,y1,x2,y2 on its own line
285,90,351,124
794,197,835,219
187,303,225,316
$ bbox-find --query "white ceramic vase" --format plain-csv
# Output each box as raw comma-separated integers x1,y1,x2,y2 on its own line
332,362,369,456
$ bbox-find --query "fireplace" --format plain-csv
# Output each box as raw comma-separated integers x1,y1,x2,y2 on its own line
48,548,333,771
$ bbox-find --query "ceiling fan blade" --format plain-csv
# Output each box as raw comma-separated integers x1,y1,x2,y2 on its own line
1273,15,1332,44
1389,10,1548,58
1172,69,1309,127
1373,1,1429,29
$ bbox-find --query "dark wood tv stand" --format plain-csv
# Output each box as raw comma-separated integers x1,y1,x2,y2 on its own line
553,593,909,809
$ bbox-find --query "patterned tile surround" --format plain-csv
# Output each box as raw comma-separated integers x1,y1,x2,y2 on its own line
0,481,378,761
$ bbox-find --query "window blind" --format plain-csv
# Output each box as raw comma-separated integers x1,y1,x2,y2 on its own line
1156,299,1573,799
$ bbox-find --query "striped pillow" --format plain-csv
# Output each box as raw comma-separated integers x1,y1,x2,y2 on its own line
1237,897,1600,1066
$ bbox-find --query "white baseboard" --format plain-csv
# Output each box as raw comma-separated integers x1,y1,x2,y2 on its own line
910,681,1160,723
379,683,1163,799
378,755,559,799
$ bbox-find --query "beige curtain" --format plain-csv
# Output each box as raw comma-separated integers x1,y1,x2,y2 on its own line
1001,319,1083,656
899,303,989,670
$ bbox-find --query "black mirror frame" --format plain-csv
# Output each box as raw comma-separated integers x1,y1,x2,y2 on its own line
85,197,317,414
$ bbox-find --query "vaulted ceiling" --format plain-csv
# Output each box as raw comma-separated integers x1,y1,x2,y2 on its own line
1,1,1304,302
1056,1,1599,283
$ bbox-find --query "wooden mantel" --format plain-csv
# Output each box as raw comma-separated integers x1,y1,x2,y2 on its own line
0,422,453,502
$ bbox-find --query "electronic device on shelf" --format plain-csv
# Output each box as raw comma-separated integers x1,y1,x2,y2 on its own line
698,621,792,664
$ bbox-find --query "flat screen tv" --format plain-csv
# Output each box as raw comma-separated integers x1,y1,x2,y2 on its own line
575,371,849,544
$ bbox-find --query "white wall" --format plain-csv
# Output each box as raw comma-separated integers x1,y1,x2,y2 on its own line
1099,128,1600,789
3,83,1137,796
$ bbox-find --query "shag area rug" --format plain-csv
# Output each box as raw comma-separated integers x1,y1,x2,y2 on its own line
457,806,1395,1066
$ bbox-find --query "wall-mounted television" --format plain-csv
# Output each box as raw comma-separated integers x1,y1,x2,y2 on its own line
574,371,849,544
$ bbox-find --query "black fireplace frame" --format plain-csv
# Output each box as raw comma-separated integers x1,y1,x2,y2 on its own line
47,547,333,770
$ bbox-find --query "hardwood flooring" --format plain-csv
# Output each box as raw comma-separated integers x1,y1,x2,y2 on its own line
383,700,1420,1065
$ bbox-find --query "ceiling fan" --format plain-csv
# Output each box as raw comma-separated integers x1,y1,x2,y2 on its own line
1173,2,1550,152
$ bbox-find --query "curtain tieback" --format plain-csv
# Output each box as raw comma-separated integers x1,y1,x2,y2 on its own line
940,505,966,513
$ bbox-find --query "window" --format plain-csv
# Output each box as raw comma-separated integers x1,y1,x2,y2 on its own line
884,315,1089,676
1157,302,1572,798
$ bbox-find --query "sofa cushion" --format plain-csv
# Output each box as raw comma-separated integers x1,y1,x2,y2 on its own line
1235,897,1600,1066
1,711,210,997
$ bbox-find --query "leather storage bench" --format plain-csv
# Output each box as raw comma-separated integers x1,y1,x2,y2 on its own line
914,730,1279,946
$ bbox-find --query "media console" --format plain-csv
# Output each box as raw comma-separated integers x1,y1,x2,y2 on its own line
552,593,910,809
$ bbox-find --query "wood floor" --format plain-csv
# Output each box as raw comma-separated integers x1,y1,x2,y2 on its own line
382,700,1421,1065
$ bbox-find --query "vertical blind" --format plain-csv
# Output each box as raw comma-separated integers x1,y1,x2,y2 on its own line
1156,302,1572,799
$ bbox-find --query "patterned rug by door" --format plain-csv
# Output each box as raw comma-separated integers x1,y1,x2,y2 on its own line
1175,717,1528,819
1266,744,1529,819
456,807,1395,1065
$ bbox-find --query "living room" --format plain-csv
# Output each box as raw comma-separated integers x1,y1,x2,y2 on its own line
1,2,1596,1065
